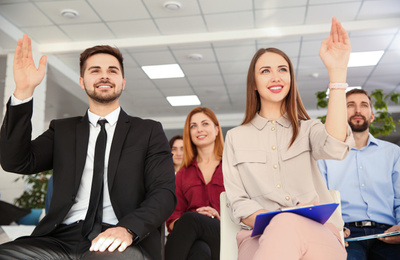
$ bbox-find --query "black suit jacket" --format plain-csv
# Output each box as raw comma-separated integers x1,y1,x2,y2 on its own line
0,99,176,260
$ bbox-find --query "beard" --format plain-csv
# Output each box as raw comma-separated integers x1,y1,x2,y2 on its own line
84,80,123,104
348,114,370,132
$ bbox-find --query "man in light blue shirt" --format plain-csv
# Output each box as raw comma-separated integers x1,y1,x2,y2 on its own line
318,89,400,260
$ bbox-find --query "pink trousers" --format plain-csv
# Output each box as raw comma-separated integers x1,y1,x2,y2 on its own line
237,213,347,260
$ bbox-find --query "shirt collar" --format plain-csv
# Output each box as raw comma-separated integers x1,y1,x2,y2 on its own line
88,107,121,127
250,113,291,130
366,132,379,147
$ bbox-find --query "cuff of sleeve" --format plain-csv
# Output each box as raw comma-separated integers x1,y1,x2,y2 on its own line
11,94,32,106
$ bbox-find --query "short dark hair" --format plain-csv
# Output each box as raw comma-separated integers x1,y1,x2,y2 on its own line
346,89,373,109
169,135,183,149
80,45,124,77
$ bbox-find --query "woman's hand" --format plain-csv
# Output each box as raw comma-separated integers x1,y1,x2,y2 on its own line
196,206,220,220
13,34,47,100
319,17,351,83
241,209,269,228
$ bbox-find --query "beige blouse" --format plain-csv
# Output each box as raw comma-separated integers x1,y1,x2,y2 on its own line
222,113,355,231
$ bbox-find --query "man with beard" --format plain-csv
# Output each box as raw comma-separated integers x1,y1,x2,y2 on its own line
0,34,176,260
318,89,400,260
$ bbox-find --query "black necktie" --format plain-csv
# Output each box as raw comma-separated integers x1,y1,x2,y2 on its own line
82,119,107,240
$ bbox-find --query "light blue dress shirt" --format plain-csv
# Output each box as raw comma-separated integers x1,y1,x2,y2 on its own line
318,133,400,226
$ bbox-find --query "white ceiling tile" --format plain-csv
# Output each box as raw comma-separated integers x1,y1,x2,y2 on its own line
347,66,375,78
379,50,400,64
194,85,227,97
306,3,361,24
255,7,306,27
144,0,201,18
153,78,190,88
205,11,254,32
219,61,249,75
256,41,301,58
181,63,220,76
358,0,400,20
388,34,400,51
0,3,53,27
36,1,101,24
170,42,212,50
107,20,160,38
224,74,246,87
22,26,71,44
160,88,194,96
132,50,177,66
214,45,256,62
212,40,256,48
156,16,207,34
199,0,252,13
351,35,394,52
173,48,216,64
373,63,400,77
255,0,308,9
88,0,150,21
188,75,224,86
300,40,322,56
124,67,150,80
60,23,115,41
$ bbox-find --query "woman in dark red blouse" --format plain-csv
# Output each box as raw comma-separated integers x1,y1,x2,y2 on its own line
165,107,225,260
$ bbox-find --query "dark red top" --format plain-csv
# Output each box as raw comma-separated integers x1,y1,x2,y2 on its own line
166,159,225,231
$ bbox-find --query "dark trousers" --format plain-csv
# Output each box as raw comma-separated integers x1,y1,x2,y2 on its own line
0,222,150,260
346,223,400,260
165,212,220,260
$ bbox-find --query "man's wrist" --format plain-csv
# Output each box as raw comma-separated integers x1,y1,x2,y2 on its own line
126,228,139,243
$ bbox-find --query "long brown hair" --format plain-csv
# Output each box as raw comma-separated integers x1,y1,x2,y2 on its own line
242,47,310,147
181,107,224,169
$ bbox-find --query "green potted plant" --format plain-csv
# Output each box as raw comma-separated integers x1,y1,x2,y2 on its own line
315,89,400,137
14,170,52,225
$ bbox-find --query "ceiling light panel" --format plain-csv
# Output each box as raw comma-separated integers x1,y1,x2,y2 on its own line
141,64,185,79
166,95,201,107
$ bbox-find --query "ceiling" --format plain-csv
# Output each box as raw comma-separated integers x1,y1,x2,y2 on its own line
0,0,399,142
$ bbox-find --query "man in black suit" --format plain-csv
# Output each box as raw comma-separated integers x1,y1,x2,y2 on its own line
0,34,176,260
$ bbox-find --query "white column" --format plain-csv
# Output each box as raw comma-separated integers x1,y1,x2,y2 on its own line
0,52,47,204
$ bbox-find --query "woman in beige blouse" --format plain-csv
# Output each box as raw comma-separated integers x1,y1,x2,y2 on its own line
222,17,355,260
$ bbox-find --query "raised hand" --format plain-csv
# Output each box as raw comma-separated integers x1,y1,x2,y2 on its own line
319,17,351,83
13,34,47,100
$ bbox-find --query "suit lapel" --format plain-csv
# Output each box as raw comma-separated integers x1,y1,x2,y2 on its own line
108,109,131,189
75,113,90,193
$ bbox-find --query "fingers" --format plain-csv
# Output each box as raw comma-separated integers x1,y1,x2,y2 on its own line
331,17,339,43
90,227,133,253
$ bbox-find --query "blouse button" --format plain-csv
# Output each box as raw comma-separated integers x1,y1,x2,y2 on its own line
273,164,278,169
271,120,275,124
276,184,281,188
285,196,290,201
272,146,276,150
271,127,275,131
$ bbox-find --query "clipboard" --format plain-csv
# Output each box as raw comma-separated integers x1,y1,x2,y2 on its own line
251,203,339,237
345,230,400,242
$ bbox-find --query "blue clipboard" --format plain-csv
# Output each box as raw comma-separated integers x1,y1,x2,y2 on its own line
251,203,339,237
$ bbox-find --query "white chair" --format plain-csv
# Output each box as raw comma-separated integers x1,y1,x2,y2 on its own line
219,190,344,260
219,191,241,260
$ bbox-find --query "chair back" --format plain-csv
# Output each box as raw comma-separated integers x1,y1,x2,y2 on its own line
220,191,241,260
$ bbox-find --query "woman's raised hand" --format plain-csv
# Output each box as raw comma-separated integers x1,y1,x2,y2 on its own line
319,17,351,83
13,34,47,100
